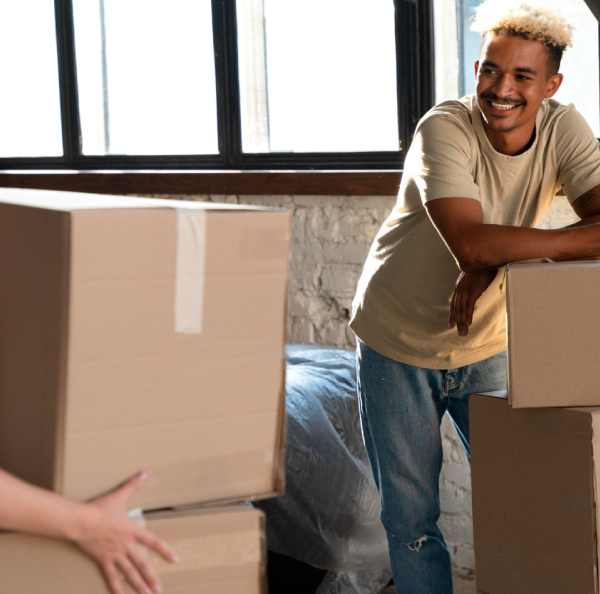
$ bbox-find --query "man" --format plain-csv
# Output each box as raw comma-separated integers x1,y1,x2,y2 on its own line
350,2,600,592
0,468,176,594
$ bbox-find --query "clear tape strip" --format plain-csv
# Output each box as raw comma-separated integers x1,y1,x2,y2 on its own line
175,210,206,334
127,507,146,528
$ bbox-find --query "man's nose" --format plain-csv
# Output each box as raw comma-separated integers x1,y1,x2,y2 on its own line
492,73,514,97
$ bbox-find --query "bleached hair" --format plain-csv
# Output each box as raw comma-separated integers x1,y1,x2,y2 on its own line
471,0,574,50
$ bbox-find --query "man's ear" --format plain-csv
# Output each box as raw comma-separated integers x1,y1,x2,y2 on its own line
545,73,563,98
474,60,480,79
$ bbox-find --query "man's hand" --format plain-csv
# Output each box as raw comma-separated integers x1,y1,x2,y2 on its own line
449,269,498,336
74,471,178,594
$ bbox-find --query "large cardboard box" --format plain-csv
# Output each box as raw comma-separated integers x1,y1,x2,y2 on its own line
471,393,600,594
0,188,289,509
0,505,266,594
506,260,600,408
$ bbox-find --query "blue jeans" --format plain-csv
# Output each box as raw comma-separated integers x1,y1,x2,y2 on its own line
356,339,507,594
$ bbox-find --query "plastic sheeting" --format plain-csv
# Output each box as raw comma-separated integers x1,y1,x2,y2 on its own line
255,345,391,594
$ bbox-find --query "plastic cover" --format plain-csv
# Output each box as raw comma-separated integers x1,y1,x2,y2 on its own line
255,345,391,594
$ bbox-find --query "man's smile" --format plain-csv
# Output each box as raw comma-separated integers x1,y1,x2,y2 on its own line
481,95,525,116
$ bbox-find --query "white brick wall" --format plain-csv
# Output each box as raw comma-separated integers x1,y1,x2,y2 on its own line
159,191,578,592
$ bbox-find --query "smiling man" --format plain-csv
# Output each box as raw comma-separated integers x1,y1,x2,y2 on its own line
350,2,600,593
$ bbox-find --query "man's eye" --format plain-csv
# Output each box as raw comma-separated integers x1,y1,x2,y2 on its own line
516,75,532,81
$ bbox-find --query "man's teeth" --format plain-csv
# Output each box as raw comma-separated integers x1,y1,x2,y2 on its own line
490,101,518,111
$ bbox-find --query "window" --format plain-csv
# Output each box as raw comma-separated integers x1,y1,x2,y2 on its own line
73,0,219,156
237,0,399,153
2,0,434,171
0,1,62,157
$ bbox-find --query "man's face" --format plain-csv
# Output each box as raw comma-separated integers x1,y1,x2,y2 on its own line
475,32,563,139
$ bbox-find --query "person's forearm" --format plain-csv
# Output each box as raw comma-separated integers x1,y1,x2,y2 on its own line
0,468,89,541
457,223,600,271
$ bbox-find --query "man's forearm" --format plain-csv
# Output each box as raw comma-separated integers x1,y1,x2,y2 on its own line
457,223,600,272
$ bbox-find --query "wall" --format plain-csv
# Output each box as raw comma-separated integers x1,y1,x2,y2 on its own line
157,191,578,594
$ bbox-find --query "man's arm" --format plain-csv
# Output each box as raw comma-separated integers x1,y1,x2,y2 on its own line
568,185,600,228
425,190,600,272
0,468,176,594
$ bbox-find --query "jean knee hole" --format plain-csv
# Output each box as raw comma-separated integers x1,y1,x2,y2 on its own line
407,535,428,552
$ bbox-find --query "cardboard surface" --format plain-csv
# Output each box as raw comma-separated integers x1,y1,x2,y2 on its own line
471,394,599,594
0,189,290,509
0,506,265,594
506,260,600,408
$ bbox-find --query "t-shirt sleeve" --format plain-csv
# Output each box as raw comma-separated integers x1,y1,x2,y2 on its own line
556,107,600,204
404,113,481,204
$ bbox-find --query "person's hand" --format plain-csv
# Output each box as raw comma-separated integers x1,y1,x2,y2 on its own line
449,269,498,336
74,471,178,594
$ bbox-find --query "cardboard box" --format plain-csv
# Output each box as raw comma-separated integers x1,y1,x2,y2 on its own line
0,188,289,509
471,393,600,594
506,260,600,408
0,505,266,594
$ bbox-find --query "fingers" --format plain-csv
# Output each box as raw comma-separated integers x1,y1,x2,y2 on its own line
448,288,457,329
467,294,476,327
461,295,475,335
128,549,162,594
102,562,125,594
457,290,469,336
115,556,156,594
106,470,150,508
453,286,474,337
136,529,178,563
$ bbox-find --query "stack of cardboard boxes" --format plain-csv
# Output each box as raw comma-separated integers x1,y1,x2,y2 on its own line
471,261,600,594
0,189,291,592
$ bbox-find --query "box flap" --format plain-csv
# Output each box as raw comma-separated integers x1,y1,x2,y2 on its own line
0,205,70,491
0,187,276,212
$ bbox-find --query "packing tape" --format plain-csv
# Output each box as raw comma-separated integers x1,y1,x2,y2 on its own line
127,507,146,528
175,209,206,334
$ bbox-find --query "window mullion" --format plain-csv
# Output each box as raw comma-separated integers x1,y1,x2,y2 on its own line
212,0,243,168
417,0,436,120
54,0,82,167
394,0,435,152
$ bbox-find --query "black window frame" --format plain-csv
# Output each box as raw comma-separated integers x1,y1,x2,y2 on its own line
1,0,434,171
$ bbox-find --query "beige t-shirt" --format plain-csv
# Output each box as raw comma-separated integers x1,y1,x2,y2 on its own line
350,95,600,369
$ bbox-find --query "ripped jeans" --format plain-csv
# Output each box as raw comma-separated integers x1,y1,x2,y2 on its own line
355,339,507,594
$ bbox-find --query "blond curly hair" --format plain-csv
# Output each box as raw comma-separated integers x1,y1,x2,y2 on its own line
470,1,573,73
471,0,574,49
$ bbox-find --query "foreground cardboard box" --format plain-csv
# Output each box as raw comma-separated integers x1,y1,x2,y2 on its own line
0,506,265,594
471,393,600,594
0,188,289,509
506,260,600,408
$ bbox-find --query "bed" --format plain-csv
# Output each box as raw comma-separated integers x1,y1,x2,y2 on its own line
256,345,392,594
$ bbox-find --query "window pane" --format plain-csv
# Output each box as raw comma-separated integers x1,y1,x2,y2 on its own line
73,0,219,156
460,0,600,136
237,0,399,153
0,1,62,157
552,2,600,136
434,0,460,103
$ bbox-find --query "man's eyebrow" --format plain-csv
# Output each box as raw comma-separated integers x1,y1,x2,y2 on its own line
480,60,538,75
514,66,538,75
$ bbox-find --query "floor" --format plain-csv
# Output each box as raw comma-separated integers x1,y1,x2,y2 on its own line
267,551,476,594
